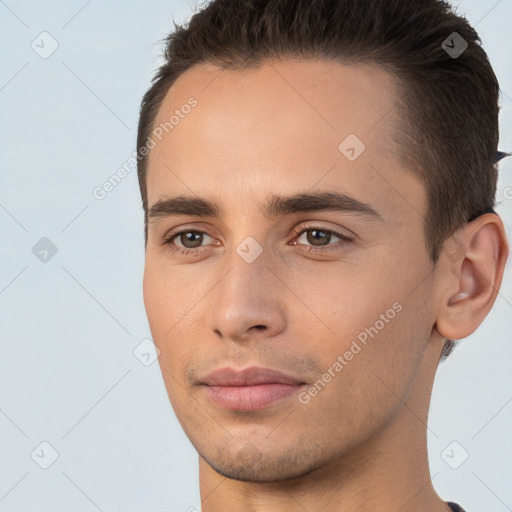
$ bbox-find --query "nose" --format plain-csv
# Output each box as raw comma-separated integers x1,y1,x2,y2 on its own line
207,251,286,343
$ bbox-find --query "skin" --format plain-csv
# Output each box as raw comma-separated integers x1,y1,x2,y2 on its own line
142,59,509,512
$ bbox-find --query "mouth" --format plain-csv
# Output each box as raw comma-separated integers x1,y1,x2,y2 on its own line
199,366,307,411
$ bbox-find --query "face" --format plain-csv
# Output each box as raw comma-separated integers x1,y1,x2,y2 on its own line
143,59,438,482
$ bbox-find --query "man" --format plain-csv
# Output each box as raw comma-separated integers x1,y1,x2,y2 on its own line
136,0,509,510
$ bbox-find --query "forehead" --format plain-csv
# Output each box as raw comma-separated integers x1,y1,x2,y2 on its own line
146,59,421,220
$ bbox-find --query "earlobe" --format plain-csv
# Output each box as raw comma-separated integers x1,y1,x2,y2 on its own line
435,213,509,341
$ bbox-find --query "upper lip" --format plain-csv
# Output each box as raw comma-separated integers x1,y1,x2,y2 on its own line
201,366,305,386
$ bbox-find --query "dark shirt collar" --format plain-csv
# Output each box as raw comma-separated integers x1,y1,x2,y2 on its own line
448,502,466,512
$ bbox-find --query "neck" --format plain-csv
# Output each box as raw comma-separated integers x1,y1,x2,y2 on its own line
198,337,450,512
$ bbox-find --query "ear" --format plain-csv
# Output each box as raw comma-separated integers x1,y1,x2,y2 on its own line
435,213,509,341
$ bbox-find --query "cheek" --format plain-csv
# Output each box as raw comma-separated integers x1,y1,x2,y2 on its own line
143,260,192,367
285,261,393,341
143,261,172,336
143,256,205,332
143,257,215,380
345,276,431,404
294,249,430,383
310,298,429,439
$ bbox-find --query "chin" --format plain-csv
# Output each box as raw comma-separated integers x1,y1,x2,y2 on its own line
200,442,326,483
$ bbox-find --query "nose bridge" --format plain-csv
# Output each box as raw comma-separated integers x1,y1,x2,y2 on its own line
207,241,286,341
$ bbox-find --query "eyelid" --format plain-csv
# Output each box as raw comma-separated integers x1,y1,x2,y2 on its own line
161,225,220,253
162,222,219,242
291,222,355,241
161,221,354,254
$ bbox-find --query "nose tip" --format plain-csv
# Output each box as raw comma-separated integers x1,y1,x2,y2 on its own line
208,261,286,343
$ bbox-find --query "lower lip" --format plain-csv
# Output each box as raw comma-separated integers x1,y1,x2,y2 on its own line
204,383,304,411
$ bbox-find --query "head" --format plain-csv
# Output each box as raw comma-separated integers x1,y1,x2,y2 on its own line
138,0,508,482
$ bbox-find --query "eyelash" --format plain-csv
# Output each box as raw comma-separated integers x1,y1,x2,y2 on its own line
162,223,354,256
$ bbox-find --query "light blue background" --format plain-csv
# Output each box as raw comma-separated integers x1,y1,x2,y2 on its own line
1,1,511,511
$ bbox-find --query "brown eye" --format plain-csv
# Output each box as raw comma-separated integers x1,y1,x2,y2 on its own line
305,229,332,246
296,228,350,248
163,229,216,251
178,231,204,248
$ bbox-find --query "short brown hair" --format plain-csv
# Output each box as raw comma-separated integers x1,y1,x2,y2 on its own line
137,0,507,358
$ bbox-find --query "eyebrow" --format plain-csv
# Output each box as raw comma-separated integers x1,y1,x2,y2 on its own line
148,191,383,222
